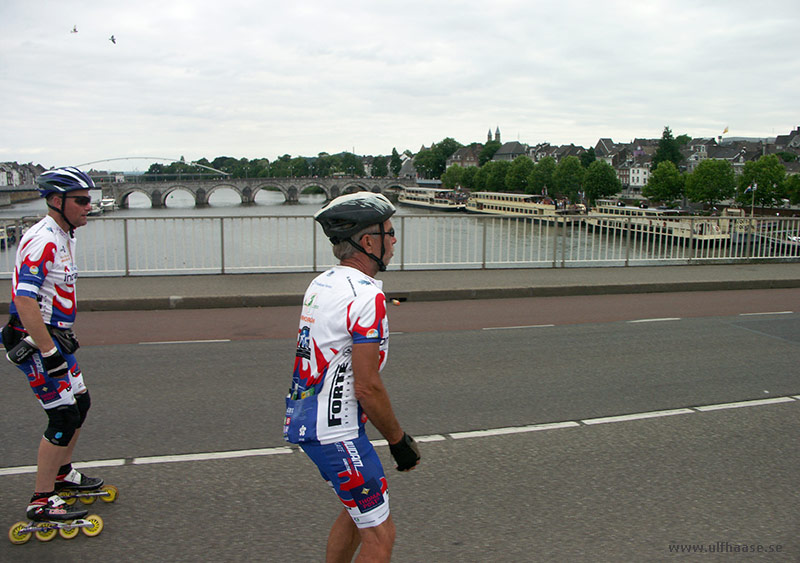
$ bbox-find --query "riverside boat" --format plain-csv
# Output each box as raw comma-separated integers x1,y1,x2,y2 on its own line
585,199,736,243
397,187,466,211
465,191,586,224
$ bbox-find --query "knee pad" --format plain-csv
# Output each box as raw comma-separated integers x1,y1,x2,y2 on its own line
44,404,80,446
75,391,91,427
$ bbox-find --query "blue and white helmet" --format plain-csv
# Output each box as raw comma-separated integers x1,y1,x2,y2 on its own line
36,167,95,198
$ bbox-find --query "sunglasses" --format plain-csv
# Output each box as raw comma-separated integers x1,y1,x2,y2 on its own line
64,196,92,206
365,228,396,238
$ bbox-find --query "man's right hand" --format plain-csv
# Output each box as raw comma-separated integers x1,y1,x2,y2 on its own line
41,348,69,378
389,433,421,471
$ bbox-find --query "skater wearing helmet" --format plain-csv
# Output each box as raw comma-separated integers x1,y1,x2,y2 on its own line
3,167,103,523
284,191,420,562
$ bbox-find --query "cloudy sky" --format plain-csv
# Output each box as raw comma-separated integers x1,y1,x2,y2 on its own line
1,0,798,170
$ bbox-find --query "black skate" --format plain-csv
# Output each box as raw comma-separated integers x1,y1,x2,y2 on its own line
9,496,103,544
55,467,118,505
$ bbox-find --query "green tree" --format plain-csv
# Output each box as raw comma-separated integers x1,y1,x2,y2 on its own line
441,164,464,189
390,148,402,176
461,166,479,191
269,154,293,177
736,154,786,207
785,174,800,205
583,160,621,204
371,156,389,177
413,149,439,179
505,156,534,192
652,126,684,171
413,138,463,179
527,156,556,195
552,156,585,201
643,161,684,204
485,160,511,191
479,140,502,166
684,159,735,207
580,147,596,168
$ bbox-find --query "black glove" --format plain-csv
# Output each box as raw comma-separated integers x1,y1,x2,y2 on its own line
41,348,69,378
389,433,420,471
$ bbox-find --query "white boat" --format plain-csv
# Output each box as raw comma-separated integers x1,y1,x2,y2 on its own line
397,187,466,211
100,197,117,211
585,199,734,243
465,191,585,223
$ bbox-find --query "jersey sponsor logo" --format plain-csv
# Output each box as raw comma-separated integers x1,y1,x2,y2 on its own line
343,440,365,468
296,326,311,359
328,363,348,426
352,478,385,513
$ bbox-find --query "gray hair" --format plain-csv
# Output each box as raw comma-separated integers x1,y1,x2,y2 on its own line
332,224,377,261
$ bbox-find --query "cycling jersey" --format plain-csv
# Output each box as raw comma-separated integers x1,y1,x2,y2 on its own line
10,215,78,329
284,265,389,445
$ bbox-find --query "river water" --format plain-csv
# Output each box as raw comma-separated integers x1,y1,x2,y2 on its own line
0,188,766,274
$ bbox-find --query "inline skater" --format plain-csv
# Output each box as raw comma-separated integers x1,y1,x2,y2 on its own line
283,191,420,562
3,167,102,522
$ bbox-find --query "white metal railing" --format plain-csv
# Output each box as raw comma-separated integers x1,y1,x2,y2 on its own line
0,214,797,278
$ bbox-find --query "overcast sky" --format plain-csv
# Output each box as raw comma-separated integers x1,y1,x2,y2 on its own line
1,0,798,170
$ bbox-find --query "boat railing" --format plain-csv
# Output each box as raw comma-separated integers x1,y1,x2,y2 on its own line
0,214,797,278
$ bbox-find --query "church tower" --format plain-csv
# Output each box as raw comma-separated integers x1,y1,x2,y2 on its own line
487,129,492,143
495,127,501,143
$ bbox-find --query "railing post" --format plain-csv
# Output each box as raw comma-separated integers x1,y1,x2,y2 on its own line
220,217,226,274
481,218,487,269
625,217,631,266
400,216,405,271
124,218,130,276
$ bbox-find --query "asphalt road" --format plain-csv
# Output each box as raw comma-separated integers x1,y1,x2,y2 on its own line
1,289,798,561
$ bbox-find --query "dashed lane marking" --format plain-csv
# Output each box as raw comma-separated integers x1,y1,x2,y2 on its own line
1,396,797,477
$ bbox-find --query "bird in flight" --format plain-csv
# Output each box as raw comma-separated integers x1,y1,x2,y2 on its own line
109,35,116,44
71,25,78,33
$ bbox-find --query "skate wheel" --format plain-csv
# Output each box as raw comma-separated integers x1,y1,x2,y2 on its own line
78,495,96,505
8,522,31,545
81,515,103,537
101,484,119,503
62,495,77,506
34,526,57,542
59,525,80,540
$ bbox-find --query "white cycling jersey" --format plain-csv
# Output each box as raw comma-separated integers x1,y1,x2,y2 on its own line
10,215,78,329
284,265,389,445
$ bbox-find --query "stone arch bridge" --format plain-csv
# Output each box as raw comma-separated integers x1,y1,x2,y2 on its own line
99,177,417,208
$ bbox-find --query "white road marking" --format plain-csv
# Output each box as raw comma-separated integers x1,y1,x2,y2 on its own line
482,324,555,331
693,396,796,411
139,339,231,345
628,318,682,323
581,408,694,425
1,396,797,477
739,311,794,316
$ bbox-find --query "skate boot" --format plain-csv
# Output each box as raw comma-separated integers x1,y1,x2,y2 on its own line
9,495,102,544
26,494,88,522
55,467,118,505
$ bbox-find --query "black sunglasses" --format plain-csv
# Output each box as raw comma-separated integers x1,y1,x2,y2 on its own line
364,228,395,238
64,196,92,206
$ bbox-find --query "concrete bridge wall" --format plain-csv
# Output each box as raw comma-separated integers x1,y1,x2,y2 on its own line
99,177,417,208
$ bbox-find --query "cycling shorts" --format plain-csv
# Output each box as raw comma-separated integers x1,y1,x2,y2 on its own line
301,433,390,529
14,342,85,410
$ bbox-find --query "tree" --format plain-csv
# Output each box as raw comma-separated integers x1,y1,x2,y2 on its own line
413,137,463,179
684,159,735,207
390,148,402,176
441,164,464,190
527,156,556,195
736,154,786,207
479,140,502,166
338,152,365,176
461,166,479,191
583,160,621,204
580,147,596,168
785,174,800,205
371,156,388,177
652,126,684,171
643,161,684,204
505,156,534,192
552,156,585,201
485,160,511,191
